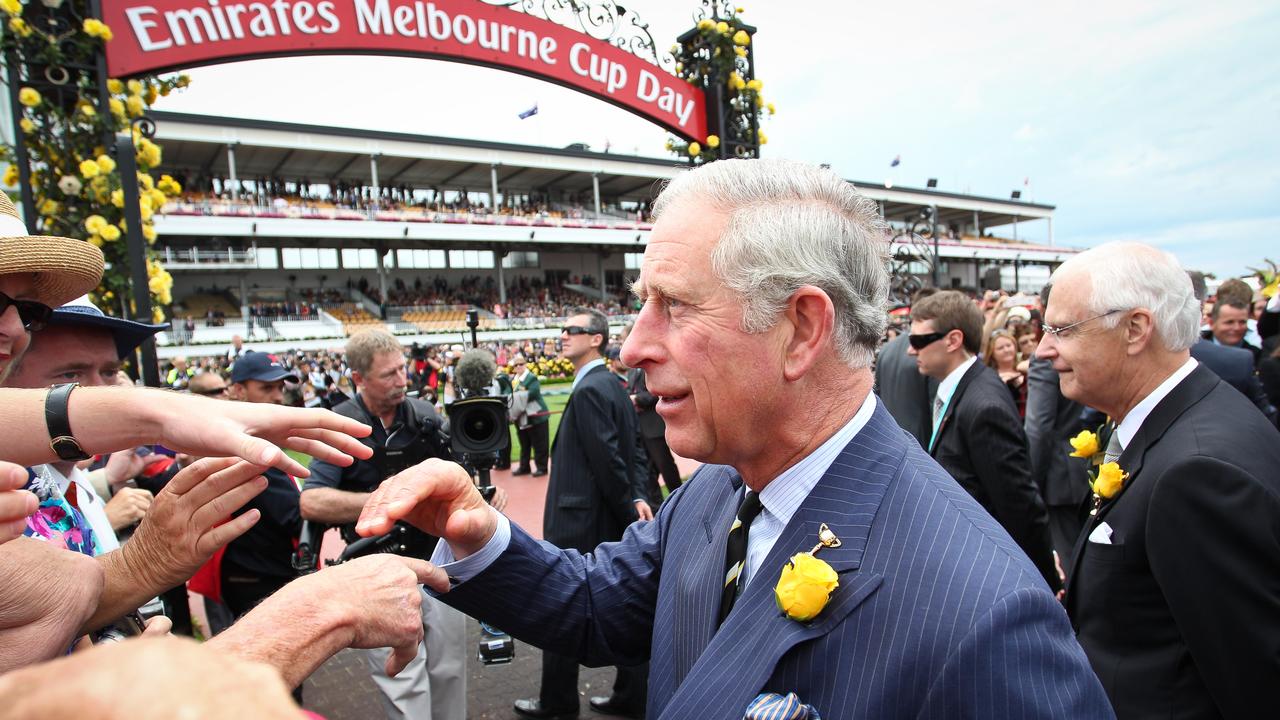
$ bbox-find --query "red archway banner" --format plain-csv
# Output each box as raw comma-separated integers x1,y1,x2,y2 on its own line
101,0,707,140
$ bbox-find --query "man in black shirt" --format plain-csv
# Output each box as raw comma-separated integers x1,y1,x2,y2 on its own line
300,329,466,720
221,351,303,617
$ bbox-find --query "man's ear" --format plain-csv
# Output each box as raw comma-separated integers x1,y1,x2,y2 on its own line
782,286,836,382
1124,309,1158,355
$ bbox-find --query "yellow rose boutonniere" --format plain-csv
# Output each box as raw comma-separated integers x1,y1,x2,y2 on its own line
774,523,842,622
1068,430,1099,459
1091,462,1128,500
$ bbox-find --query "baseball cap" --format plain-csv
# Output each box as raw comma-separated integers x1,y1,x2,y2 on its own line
231,351,299,384
49,295,167,359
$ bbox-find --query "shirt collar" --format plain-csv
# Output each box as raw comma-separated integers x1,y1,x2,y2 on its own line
935,355,977,405
1114,357,1198,449
571,358,605,392
755,390,879,529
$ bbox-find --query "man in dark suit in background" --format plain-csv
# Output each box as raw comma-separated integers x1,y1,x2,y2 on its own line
874,287,938,448
1023,284,1091,561
1042,242,1280,719
514,308,650,720
1186,272,1277,424
909,291,1062,593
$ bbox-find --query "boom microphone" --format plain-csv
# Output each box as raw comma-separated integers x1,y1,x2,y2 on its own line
455,349,498,396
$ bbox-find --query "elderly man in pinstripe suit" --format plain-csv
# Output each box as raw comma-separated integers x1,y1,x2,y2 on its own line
357,159,1113,720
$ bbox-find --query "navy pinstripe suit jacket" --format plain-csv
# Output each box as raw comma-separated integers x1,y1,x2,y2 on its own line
444,400,1113,719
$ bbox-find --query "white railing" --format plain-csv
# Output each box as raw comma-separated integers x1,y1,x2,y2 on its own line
161,200,653,231
161,247,257,264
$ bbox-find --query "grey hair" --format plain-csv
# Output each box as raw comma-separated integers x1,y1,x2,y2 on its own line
651,158,889,368
1050,242,1200,351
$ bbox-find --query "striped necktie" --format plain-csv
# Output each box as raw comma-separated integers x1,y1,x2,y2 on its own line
1103,429,1124,465
719,491,764,625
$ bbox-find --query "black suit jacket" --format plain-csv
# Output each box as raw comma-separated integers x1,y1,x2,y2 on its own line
544,364,640,552
1065,364,1280,719
874,333,938,449
626,367,666,440
1023,356,1090,508
930,361,1060,591
1189,339,1276,424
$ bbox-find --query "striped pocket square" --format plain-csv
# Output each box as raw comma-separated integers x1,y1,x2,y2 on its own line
744,692,821,720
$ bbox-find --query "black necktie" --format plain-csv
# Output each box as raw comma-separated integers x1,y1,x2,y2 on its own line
719,491,764,625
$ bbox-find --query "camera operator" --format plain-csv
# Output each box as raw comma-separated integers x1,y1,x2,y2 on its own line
299,329,467,720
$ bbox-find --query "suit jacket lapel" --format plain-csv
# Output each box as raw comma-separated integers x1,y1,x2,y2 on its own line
660,405,902,719
929,361,981,455
1065,365,1218,605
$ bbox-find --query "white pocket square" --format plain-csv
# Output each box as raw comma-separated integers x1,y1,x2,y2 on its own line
1087,522,1114,545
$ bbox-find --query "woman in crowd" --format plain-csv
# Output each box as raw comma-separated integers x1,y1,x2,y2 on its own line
984,329,1027,416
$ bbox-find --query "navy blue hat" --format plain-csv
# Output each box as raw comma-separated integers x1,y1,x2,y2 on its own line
49,295,167,360
231,351,299,384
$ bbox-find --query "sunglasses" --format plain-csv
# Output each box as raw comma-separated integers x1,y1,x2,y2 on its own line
908,331,949,350
561,325,592,336
0,291,53,331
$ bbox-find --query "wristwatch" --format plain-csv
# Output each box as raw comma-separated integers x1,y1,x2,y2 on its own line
46,383,90,462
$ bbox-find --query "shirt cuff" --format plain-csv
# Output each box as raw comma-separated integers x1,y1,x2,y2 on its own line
428,507,511,587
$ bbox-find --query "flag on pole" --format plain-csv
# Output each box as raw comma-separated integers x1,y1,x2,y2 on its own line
518,104,539,120
890,155,901,167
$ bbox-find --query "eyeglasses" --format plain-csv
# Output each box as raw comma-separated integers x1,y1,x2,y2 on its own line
0,291,53,331
561,325,592,336
1041,309,1123,339
908,331,949,350
192,386,228,396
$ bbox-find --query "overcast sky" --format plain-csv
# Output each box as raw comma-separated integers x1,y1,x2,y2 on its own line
153,0,1279,279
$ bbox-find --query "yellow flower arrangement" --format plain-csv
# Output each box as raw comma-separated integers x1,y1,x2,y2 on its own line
18,118,34,133
82,18,113,41
17,86,40,107
728,73,746,91
1,165,17,187
687,142,701,157
733,30,750,46
697,18,713,30
1068,430,1099,459
767,102,776,116
775,552,839,622
84,215,108,234
125,94,144,118
158,175,182,196
142,223,157,243
0,0,21,17
715,21,729,34
95,154,116,174
8,17,31,37
110,189,124,208
747,79,763,91
1091,462,1128,499
99,224,121,242
705,135,720,148
758,131,768,145
126,79,143,95
107,78,124,94
79,158,101,179
109,98,125,119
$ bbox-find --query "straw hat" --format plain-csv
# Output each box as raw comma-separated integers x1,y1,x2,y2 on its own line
0,192,104,306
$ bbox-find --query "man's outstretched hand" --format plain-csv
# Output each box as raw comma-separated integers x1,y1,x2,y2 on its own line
356,458,498,559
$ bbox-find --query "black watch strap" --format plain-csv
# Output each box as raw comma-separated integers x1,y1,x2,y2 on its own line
46,383,90,462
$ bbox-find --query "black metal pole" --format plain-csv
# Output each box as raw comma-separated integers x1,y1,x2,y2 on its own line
114,133,160,387
930,205,940,287
4,51,37,226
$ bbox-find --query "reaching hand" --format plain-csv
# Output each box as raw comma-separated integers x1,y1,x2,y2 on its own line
124,458,268,591
304,554,449,676
634,499,654,522
356,458,497,559
105,487,153,532
152,391,374,477
0,462,36,545
104,449,149,490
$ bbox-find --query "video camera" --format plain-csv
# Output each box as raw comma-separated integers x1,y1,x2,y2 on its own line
446,309,510,501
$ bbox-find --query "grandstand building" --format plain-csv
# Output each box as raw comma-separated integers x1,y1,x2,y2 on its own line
151,111,1077,355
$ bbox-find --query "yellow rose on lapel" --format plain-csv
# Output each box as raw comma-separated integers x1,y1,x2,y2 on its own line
1092,462,1128,499
775,552,838,622
1069,430,1099,459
